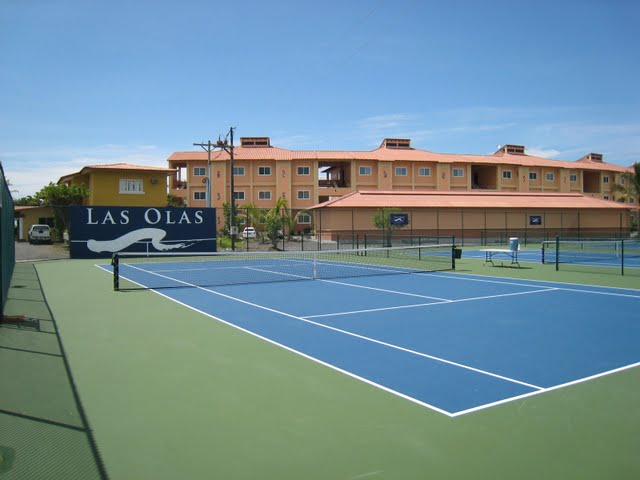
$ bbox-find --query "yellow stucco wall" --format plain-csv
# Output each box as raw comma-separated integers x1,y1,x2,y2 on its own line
67,170,169,206
15,206,54,241
85,171,168,206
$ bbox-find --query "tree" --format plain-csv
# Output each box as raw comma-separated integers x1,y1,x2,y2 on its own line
373,207,406,247
611,163,640,234
13,195,40,206
290,209,311,236
167,194,186,207
221,202,244,237
264,197,289,248
35,183,90,241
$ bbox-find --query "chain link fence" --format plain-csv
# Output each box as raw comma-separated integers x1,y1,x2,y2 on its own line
1,161,16,314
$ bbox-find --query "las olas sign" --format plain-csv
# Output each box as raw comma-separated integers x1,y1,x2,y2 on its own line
70,206,216,258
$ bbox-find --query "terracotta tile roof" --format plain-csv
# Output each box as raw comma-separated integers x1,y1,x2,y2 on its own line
311,190,631,210
14,205,50,212
168,144,632,174
59,163,175,183
82,163,175,172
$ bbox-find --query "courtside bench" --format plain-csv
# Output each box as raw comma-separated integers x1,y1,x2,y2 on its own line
480,238,521,267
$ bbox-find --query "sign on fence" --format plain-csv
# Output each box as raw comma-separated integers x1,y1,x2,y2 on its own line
390,213,409,225
70,206,216,258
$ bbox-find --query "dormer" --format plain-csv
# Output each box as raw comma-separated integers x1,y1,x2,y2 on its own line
576,153,604,163
496,144,526,155
240,137,271,147
381,138,411,149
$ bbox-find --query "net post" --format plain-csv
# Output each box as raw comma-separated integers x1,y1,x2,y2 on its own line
452,235,456,270
312,254,317,280
555,234,560,271
621,239,625,276
111,253,120,291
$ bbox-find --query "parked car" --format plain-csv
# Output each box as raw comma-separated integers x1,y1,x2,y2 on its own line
242,227,257,239
28,224,52,244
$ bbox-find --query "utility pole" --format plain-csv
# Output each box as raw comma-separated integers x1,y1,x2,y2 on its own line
192,140,216,208
193,128,236,249
216,128,236,250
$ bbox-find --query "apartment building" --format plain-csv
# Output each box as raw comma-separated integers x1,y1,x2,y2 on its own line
167,137,634,227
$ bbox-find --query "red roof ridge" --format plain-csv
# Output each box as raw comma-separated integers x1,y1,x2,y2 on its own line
356,190,585,197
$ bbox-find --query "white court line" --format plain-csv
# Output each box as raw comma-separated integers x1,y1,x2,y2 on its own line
451,361,640,417
303,287,558,319
320,279,452,302
105,265,455,417
424,272,640,299
101,263,639,417
120,263,543,393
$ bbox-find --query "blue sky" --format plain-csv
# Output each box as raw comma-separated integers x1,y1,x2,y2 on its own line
2,0,639,197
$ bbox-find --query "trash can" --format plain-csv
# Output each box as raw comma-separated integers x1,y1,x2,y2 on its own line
509,237,519,251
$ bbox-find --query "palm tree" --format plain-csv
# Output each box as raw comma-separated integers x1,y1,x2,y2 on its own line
611,162,640,234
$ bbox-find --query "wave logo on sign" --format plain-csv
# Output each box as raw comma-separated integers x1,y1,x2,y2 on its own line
87,228,194,253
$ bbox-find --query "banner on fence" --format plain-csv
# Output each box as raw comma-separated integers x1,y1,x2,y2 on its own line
70,206,216,258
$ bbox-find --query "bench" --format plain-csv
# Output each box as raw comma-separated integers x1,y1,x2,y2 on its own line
480,246,520,267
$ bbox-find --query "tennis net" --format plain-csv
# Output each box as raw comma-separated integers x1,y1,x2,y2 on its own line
541,238,640,269
112,244,456,291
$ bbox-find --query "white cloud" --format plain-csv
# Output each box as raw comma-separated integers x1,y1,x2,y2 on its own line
356,113,418,131
2,144,171,198
526,147,561,158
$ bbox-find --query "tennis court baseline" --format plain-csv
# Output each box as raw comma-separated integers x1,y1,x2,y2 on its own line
102,251,640,417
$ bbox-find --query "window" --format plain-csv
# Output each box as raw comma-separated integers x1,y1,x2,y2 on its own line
359,166,372,175
258,191,271,200
603,176,609,184
570,174,578,182
603,195,609,200
545,172,555,182
502,170,512,180
258,166,271,176
297,213,311,224
232,166,245,176
297,190,310,200
395,167,408,176
119,179,143,194
452,168,464,178
418,167,431,177
193,191,206,200
630,197,636,204
193,167,206,176
233,191,245,200
529,172,538,181
297,166,310,175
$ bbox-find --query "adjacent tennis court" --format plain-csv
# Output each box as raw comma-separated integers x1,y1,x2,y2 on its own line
103,245,640,417
463,238,640,271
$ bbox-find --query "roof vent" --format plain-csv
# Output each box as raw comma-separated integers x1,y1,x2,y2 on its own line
576,152,604,163
498,144,526,155
240,137,271,147
381,138,411,149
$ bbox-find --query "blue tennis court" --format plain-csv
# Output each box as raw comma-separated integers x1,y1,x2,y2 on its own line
463,240,640,269
104,256,640,417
